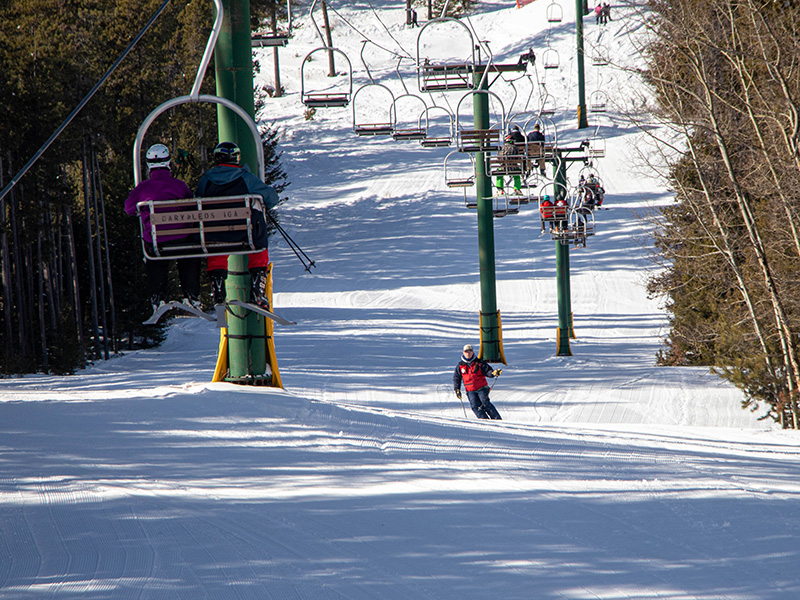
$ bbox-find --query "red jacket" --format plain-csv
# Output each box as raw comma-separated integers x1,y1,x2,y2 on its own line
453,358,494,392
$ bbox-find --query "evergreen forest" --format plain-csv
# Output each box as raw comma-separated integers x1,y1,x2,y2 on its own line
642,0,800,428
0,0,288,375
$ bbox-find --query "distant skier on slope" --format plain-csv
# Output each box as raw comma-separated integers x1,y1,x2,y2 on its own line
453,344,502,420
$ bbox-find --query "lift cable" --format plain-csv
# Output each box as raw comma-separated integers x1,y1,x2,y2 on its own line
0,0,172,204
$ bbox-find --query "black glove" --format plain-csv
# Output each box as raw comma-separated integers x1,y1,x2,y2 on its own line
491,369,502,377
455,389,462,399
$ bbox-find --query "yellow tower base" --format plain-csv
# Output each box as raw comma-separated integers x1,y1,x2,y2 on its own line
212,263,284,388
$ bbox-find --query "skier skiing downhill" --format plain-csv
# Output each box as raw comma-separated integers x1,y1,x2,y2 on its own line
453,344,502,419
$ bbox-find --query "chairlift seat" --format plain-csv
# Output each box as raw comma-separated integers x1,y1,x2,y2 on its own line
488,155,526,176
303,93,350,108
587,138,606,158
354,123,394,136
251,32,290,47
447,177,475,188
393,128,427,141
419,63,475,92
542,49,560,69
465,198,478,209
540,204,569,222
421,136,452,148
138,195,267,260
458,129,501,153
508,191,529,205
547,1,564,22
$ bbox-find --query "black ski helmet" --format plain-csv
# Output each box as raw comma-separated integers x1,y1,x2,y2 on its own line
213,141,241,165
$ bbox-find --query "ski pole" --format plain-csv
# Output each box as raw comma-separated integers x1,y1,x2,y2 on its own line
489,368,502,392
457,391,468,418
265,212,317,272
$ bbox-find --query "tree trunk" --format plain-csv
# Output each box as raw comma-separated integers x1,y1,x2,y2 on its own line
64,206,85,362
36,223,48,372
91,148,110,360
0,155,13,361
82,141,101,360
271,7,283,98
94,151,116,355
321,1,336,76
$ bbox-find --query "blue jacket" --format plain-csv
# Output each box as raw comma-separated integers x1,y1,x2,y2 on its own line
195,163,279,210
195,163,278,250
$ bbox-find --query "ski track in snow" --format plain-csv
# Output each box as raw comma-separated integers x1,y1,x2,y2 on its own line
3,1,800,598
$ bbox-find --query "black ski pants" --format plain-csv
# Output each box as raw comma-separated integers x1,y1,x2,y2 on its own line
467,386,502,420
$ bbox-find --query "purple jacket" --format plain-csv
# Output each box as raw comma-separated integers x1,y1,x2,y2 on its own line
125,169,193,243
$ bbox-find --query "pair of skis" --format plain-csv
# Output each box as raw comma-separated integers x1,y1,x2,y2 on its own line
143,300,295,327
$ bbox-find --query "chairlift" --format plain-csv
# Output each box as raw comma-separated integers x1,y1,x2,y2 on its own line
542,48,559,70
300,46,353,108
391,93,428,141
492,192,512,218
419,105,455,147
444,151,476,188
133,0,270,263
539,92,557,117
416,17,477,92
586,136,606,158
536,180,569,234
352,83,395,136
546,0,563,23
455,89,506,152
569,207,596,247
250,0,292,47
589,89,608,113
591,45,609,66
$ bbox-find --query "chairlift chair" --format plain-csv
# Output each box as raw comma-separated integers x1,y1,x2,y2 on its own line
352,83,395,136
570,207,596,245
251,32,289,47
455,90,506,152
586,137,606,158
542,48,559,70
300,46,354,108
416,18,477,92
250,0,292,47
493,193,509,218
589,89,608,113
537,181,569,233
591,45,609,66
546,0,563,23
444,151,476,188
391,93,428,141
419,106,455,147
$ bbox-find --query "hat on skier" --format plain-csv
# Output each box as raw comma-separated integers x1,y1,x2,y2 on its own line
462,344,474,352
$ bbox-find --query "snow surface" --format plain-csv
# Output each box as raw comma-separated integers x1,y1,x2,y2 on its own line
2,1,800,598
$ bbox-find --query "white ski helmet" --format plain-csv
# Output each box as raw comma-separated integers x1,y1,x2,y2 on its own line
145,143,171,170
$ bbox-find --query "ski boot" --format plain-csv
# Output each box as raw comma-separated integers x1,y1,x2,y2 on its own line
209,269,227,305
249,267,270,311
182,293,202,311
150,293,166,314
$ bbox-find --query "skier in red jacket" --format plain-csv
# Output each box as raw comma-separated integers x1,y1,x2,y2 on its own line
453,344,502,419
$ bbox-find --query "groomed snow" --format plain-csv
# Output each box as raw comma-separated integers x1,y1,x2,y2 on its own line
1,1,799,599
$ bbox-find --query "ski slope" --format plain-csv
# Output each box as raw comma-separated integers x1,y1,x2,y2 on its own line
2,1,800,599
